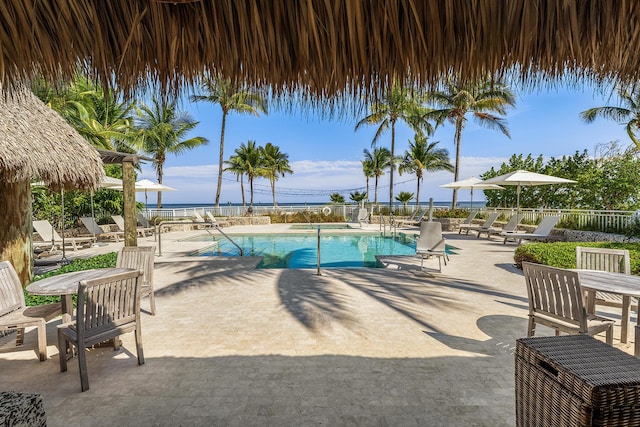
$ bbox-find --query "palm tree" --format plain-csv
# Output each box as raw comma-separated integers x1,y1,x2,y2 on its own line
362,147,392,205
224,154,248,208
355,83,432,211
261,143,293,207
580,86,640,147
135,97,209,208
394,191,415,213
398,134,454,206
361,158,375,201
225,140,263,207
329,193,345,204
349,191,368,205
428,78,515,208
190,76,268,207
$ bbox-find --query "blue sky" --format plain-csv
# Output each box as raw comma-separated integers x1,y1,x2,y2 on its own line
137,82,631,206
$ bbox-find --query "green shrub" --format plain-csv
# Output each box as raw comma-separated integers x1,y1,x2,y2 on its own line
514,242,640,274
432,208,472,219
26,252,118,306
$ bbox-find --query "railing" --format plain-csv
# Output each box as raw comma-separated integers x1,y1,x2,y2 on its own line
141,205,640,234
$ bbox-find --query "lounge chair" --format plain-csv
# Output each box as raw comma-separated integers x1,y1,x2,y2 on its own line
193,211,216,229
502,216,561,244
396,210,426,227
32,220,95,252
80,217,124,242
205,211,230,227
112,215,153,237
357,207,369,227
459,212,499,236
478,214,523,239
415,221,448,272
456,211,478,234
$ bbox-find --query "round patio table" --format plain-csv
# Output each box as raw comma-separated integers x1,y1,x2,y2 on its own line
26,268,135,323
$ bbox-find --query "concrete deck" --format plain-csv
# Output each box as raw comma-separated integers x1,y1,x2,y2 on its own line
1,223,635,426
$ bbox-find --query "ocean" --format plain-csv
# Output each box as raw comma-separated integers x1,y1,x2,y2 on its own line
147,201,484,209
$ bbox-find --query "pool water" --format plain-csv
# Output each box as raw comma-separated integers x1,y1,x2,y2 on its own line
188,233,457,269
289,224,354,230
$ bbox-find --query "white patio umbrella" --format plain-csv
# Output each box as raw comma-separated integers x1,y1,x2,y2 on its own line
481,170,576,214
135,179,176,214
440,177,504,209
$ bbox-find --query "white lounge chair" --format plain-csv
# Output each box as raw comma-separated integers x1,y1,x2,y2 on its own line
459,212,499,237
112,215,153,237
502,216,561,244
205,211,229,227
396,210,426,227
456,211,478,234
478,214,523,239
357,207,369,227
32,220,95,252
80,217,124,242
415,221,448,272
193,211,216,229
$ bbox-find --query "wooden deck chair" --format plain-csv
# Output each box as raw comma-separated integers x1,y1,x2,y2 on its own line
32,220,95,252
57,270,144,392
522,262,614,344
415,221,448,272
117,246,156,315
0,261,61,361
459,212,499,236
502,216,561,244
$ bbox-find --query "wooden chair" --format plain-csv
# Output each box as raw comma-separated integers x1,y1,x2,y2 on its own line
522,262,614,344
57,270,144,392
576,246,633,340
0,261,61,361
116,246,156,315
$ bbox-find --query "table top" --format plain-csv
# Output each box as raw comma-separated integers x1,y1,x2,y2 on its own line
573,269,640,297
26,268,134,296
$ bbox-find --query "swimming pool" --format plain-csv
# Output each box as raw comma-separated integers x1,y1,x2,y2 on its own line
188,233,457,269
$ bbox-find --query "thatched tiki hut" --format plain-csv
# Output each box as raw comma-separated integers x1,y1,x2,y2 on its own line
0,89,103,283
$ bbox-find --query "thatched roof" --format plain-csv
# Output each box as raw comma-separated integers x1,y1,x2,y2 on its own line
0,89,104,191
1,1,639,99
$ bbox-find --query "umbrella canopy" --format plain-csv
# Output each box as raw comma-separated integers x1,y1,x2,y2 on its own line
440,177,504,209
1,1,639,100
481,170,576,213
135,179,176,212
0,87,104,191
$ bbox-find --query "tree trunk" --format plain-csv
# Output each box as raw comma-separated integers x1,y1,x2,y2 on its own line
389,120,396,213
271,178,277,207
452,120,463,209
416,174,421,207
240,175,246,207
157,162,163,209
374,177,379,204
0,180,33,284
215,111,227,208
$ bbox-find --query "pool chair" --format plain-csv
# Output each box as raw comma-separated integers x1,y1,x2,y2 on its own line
112,215,153,237
193,211,216,229
455,211,478,234
206,211,229,227
478,214,523,239
32,220,95,252
357,208,369,227
415,221,448,272
459,212,499,237
502,216,561,245
80,217,124,242
396,210,426,227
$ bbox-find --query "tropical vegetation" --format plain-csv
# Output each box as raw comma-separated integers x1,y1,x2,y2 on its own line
330,193,345,204
394,191,414,212
361,147,391,205
190,76,268,207
581,86,640,147
261,143,293,207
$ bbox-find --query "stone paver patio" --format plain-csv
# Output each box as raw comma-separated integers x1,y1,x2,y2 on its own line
0,224,634,426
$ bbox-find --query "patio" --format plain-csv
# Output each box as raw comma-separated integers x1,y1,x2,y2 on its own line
1,225,634,426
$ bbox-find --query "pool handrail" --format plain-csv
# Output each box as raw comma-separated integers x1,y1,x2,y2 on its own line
156,221,243,257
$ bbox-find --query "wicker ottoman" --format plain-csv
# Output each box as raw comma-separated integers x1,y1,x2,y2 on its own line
515,335,640,427
0,391,46,427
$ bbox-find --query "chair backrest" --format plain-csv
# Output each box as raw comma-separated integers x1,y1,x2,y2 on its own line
479,212,500,228
522,262,587,331
116,246,155,289
462,211,478,225
531,216,560,235
32,220,62,242
111,215,125,231
416,221,445,252
357,208,368,221
80,217,104,235
193,211,205,222
205,212,218,223
0,261,25,317
137,213,151,228
76,270,142,341
404,210,419,222
576,246,630,274
502,214,523,232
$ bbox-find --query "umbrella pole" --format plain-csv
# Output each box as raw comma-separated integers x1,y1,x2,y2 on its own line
60,189,68,265
470,188,473,210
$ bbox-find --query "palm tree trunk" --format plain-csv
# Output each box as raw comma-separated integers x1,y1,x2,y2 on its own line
215,111,227,207
271,177,277,207
365,177,369,201
0,180,32,284
157,163,163,209
389,120,396,212
452,120,463,209
416,173,421,207
374,176,379,204
249,176,254,207
240,175,246,207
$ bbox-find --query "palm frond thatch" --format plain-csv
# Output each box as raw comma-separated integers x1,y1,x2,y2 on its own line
1,1,640,99
0,88,104,190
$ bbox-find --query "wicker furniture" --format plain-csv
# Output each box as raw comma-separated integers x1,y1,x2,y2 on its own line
0,261,61,361
522,262,614,344
415,221,448,272
57,269,144,392
116,246,156,315
516,335,640,426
